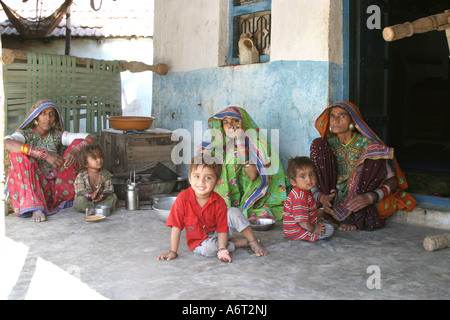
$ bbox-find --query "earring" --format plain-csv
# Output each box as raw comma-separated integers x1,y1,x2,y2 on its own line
349,123,355,131
33,119,38,127
329,126,333,133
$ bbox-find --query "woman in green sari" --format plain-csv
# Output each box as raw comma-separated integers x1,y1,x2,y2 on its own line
201,106,287,220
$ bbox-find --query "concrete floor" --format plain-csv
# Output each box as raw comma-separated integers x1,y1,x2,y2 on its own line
2,201,449,300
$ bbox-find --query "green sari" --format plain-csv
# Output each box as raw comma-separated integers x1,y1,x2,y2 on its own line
201,106,287,220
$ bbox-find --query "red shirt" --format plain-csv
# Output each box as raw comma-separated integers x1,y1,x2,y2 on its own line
166,188,229,250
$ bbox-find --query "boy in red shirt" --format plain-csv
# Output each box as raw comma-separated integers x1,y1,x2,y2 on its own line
156,153,267,262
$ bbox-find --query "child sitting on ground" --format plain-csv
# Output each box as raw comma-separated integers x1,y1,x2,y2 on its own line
283,156,334,242
74,144,117,214
156,153,268,262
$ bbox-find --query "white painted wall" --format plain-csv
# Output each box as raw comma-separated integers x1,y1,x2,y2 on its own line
154,0,343,71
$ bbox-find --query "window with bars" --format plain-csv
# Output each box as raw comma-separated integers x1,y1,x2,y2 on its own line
228,0,271,65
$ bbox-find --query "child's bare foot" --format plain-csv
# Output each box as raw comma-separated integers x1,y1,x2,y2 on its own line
230,238,268,257
338,224,357,231
31,210,46,223
249,239,268,257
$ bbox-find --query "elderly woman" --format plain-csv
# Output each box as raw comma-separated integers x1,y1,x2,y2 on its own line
201,106,287,221
4,99,98,222
310,101,417,231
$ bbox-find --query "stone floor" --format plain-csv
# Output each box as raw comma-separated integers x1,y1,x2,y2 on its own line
2,202,449,301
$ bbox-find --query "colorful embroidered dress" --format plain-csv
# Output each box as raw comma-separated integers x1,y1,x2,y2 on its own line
201,106,287,220
6,100,85,217
311,101,417,229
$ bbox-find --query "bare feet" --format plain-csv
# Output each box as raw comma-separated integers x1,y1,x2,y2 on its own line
230,238,268,257
31,210,46,223
249,239,268,257
338,224,357,231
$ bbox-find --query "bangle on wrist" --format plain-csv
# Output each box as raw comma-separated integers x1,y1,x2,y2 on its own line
367,192,377,204
20,143,30,155
217,248,228,255
169,250,178,257
27,146,48,159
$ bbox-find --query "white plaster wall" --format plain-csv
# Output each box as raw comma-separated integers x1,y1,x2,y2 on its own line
154,0,343,71
271,0,330,62
154,0,221,72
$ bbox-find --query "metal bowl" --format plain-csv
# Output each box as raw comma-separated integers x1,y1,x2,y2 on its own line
249,218,276,231
107,116,155,131
153,197,177,222
94,205,111,217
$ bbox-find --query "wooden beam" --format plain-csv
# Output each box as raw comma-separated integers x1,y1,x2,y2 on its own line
1,48,169,75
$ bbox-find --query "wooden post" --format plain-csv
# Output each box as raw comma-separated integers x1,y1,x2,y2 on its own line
65,5,72,55
0,26,6,237
383,10,450,43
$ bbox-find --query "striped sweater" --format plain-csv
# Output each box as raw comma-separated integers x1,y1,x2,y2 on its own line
282,187,319,242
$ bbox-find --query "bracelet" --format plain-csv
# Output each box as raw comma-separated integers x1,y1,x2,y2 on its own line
243,163,252,168
169,250,178,257
20,143,30,155
367,192,377,204
374,185,391,202
27,146,48,159
217,248,228,254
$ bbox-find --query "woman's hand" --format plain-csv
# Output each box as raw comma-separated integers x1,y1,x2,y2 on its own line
320,191,336,214
243,164,259,182
45,151,64,168
63,149,78,168
347,193,373,212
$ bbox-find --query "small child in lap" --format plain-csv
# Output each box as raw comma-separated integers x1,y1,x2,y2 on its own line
74,144,117,214
156,153,267,262
283,156,334,242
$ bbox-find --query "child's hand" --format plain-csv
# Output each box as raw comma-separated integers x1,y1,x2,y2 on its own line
156,250,178,261
92,193,104,203
217,249,232,263
313,223,326,235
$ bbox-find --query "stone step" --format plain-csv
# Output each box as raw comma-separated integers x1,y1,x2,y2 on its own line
389,205,450,230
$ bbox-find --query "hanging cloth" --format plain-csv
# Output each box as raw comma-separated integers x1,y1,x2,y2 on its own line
0,0,73,39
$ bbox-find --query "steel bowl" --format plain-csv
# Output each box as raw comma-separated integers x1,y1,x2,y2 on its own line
107,116,155,131
153,196,177,222
249,218,276,231
94,205,111,217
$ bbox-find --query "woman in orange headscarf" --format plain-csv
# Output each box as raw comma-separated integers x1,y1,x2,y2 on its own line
310,101,416,231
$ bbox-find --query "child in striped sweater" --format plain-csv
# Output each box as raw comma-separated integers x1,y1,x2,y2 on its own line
283,156,334,242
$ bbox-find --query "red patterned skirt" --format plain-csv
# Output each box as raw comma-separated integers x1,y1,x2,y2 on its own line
7,141,82,218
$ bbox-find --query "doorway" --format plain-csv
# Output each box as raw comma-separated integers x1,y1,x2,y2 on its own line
348,0,450,202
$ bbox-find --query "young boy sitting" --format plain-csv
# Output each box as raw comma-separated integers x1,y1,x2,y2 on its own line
156,153,268,262
283,156,334,242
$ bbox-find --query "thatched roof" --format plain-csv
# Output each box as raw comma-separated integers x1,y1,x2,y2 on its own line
0,0,153,38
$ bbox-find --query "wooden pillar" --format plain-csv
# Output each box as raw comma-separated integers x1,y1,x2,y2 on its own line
65,5,72,55
0,25,6,237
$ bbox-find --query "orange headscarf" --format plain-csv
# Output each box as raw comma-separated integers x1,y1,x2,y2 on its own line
315,101,417,218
